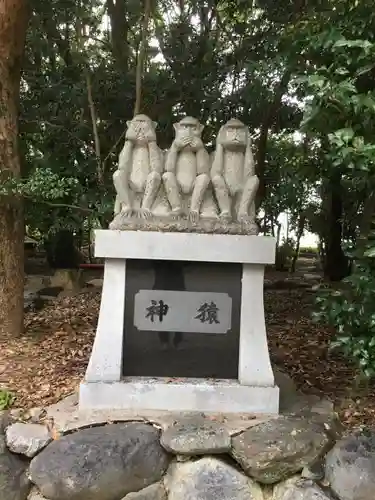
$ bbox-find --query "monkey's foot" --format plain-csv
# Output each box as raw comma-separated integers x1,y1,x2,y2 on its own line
238,213,259,233
219,210,232,223
246,222,259,234
171,207,183,220
139,208,153,220
120,206,133,218
109,207,133,229
188,210,199,225
238,212,254,223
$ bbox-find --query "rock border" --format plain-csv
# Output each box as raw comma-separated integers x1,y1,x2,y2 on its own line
2,394,370,500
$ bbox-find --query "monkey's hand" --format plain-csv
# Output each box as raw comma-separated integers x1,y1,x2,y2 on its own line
174,135,191,151
190,137,204,151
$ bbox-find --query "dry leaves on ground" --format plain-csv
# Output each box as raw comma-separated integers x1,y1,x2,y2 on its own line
265,287,375,429
0,291,99,409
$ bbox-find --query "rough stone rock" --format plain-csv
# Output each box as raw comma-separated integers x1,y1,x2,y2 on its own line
25,408,47,423
165,457,264,500
0,411,11,431
231,415,331,484
288,399,342,445
264,477,299,500
6,423,51,458
272,478,333,499
301,460,325,481
289,396,334,418
27,489,48,500
29,422,170,500
325,432,375,500
122,483,167,500
160,416,231,455
0,412,31,500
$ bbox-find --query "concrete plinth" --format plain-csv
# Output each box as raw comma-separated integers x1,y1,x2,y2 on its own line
80,230,279,414
80,378,279,414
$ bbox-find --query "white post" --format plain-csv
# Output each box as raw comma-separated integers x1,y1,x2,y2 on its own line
238,263,275,387
84,258,126,382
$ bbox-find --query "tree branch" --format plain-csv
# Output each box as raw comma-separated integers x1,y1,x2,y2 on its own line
24,196,93,213
85,72,103,185
102,128,126,169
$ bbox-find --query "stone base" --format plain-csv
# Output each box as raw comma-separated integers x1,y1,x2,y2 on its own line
79,377,279,414
82,231,278,415
109,213,259,235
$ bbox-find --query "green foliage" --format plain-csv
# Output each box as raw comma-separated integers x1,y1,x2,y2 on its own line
0,168,79,201
293,1,375,376
299,5,375,184
0,389,15,410
313,257,375,379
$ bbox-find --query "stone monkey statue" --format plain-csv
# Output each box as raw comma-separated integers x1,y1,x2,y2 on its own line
113,114,164,219
162,116,212,223
211,118,259,226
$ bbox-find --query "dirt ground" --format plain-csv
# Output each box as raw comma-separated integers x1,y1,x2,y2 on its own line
1,256,375,430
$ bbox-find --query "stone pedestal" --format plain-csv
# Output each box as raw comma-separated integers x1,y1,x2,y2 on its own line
79,230,279,414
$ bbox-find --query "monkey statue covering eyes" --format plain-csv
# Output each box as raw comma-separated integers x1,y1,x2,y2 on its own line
112,114,168,223
211,118,259,230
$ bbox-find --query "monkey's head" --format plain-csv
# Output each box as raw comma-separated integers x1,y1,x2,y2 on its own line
173,116,204,152
217,118,250,151
126,114,157,145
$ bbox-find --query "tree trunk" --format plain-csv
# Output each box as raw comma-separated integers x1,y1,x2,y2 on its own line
270,215,275,237
134,0,152,115
107,0,130,73
276,222,281,247
323,172,350,281
0,0,29,338
290,214,305,273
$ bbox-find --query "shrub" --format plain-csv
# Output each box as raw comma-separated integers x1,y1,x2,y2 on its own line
0,389,15,410
313,258,375,379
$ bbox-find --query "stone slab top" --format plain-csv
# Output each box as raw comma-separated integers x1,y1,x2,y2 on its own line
94,229,276,264
11,394,275,437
